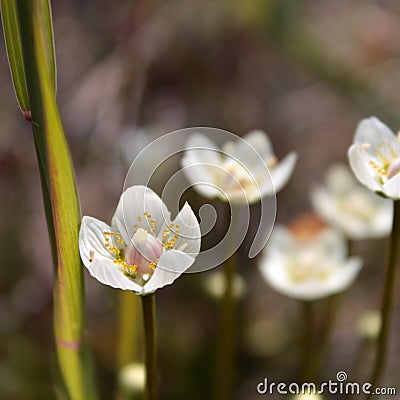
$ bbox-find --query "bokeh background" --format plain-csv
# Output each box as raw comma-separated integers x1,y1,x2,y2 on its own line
1,0,400,398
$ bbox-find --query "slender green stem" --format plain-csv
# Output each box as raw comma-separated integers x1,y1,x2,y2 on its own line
214,252,237,400
141,293,157,400
213,202,239,400
313,295,339,378
368,200,400,398
115,291,141,400
301,300,315,381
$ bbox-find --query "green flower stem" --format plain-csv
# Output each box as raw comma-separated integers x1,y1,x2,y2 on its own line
313,295,339,378
368,200,400,398
214,252,237,400
141,293,157,400
301,300,315,381
115,291,141,400
214,202,238,400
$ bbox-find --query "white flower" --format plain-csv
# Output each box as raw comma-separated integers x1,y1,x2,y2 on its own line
118,363,145,394
259,226,362,301
181,130,297,204
203,270,246,300
348,116,400,199
79,185,201,295
311,164,393,239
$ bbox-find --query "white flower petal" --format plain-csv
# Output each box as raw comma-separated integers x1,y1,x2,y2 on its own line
383,173,400,200
185,133,221,165
87,258,142,292
269,152,297,193
143,250,194,293
171,202,201,257
325,163,356,194
326,257,363,295
180,157,221,199
112,185,171,238
266,225,295,255
348,145,381,192
369,201,393,237
315,228,346,261
228,130,273,167
354,117,396,147
79,216,115,266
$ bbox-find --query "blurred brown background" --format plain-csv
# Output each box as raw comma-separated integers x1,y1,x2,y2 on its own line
1,0,400,398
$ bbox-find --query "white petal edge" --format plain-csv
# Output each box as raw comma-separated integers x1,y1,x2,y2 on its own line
228,130,273,168
269,152,297,194
87,258,143,292
348,145,381,193
180,157,221,199
142,250,195,294
171,202,201,257
354,117,396,147
184,133,221,165
112,185,171,238
79,216,115,266
383,173,400,200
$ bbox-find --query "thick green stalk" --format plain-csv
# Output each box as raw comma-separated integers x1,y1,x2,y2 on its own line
368,200,400,398
141,294,157,400
14,1,98,398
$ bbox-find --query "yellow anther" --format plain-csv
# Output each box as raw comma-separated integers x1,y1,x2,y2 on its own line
148,263,156,270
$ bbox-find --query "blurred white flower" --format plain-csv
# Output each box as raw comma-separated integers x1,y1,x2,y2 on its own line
181,130,297,204
292,394,324,400
259,226,362,301
311,164,393,239
203,270,246,300
356,310,381,341
348,116,400,199
118,363,145,394
79,185,201,295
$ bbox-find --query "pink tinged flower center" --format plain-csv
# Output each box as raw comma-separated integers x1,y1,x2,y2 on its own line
125,228,163,281
387,158,400,179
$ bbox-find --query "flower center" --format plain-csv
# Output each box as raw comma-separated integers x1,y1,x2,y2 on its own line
286,249,333,283
104,212,181,286
365,141,400,182
338,190,375,221
125,228,163,284
221,159,257,195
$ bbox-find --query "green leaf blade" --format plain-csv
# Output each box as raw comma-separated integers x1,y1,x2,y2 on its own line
1,0,29,111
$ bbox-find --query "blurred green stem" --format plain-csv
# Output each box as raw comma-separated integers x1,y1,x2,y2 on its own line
214,203,237,400
115,291,141,400
214,252,237,400
141,293,157,400
314,295,339,376
368,200,400,398
301,300,314,381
